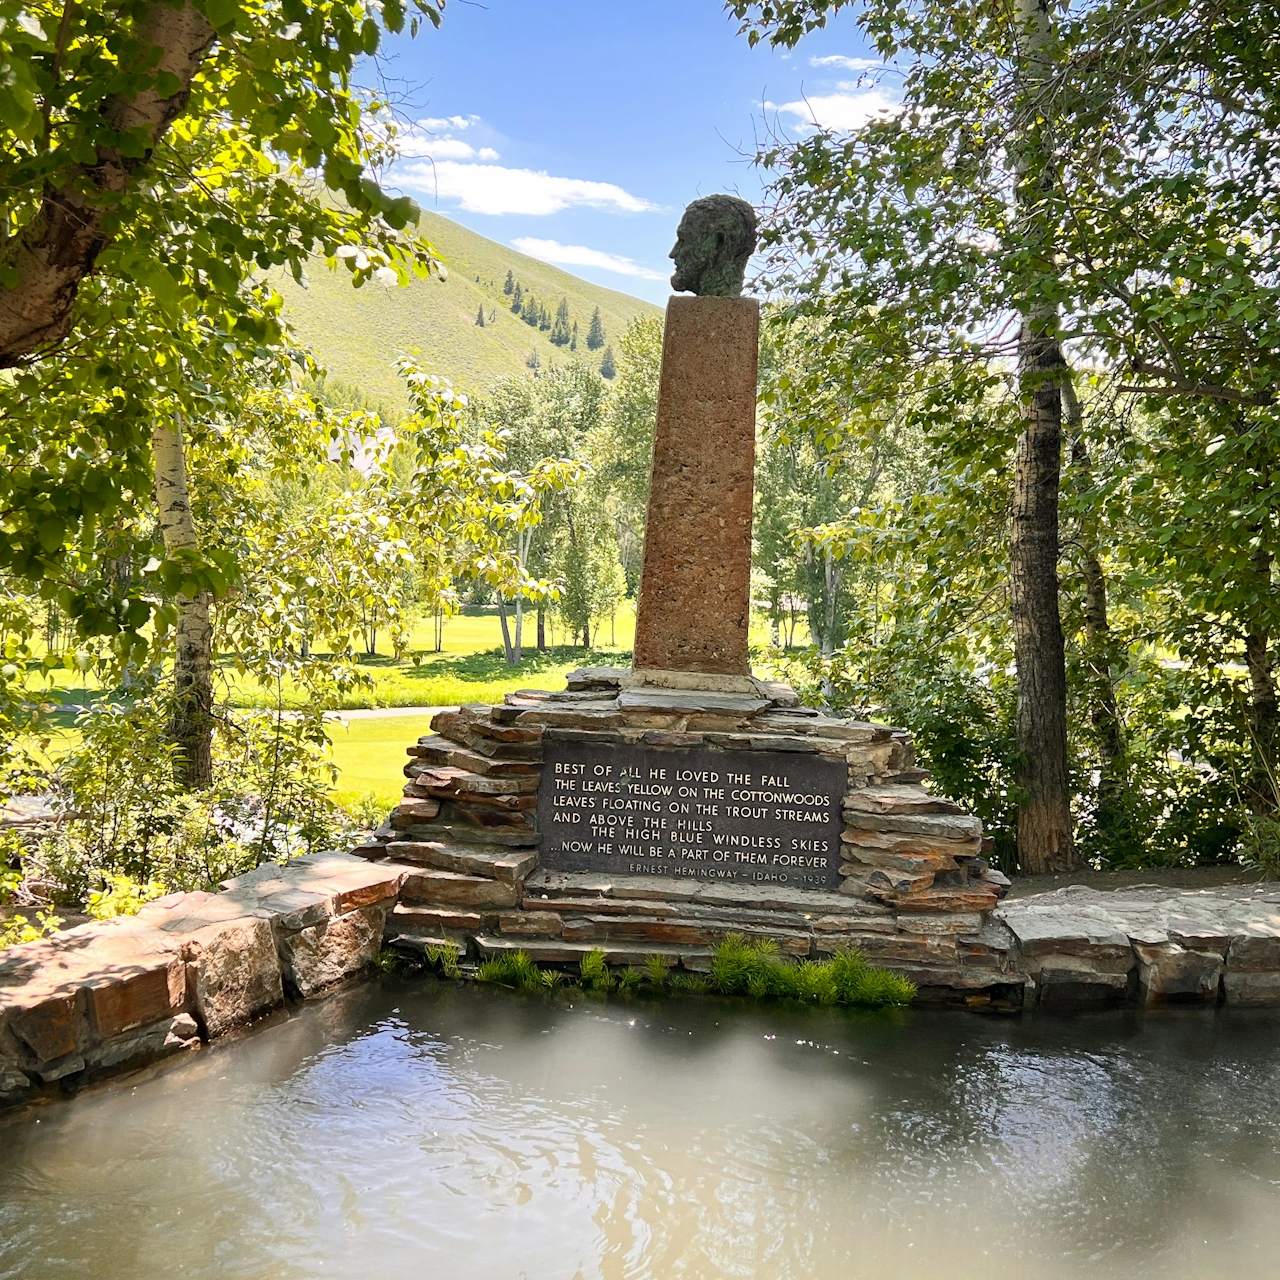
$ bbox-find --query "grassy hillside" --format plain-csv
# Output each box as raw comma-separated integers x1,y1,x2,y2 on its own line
277,210,663,408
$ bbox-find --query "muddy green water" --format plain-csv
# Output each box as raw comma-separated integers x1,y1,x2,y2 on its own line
2,979,1279,1280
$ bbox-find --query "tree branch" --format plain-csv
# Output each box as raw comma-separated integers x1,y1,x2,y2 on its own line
0,2,217,368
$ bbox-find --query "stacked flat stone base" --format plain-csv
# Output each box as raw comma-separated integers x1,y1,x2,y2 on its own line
353,668,1019,1002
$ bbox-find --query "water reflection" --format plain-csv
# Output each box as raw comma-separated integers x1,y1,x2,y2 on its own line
2,980,1279,1279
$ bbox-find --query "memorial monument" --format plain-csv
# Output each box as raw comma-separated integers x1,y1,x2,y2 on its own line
355,198,1015,1001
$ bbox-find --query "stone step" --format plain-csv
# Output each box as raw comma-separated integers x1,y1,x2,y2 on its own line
559,914,813,954
387,933,467,959
391,904,483,933
408,737,539,778
406,766,538,797
523,870,892,916
396,821,539,848
475,935,705,968
843,810,982,840
399,869,520,908
844,785,964,817
385,840,536,883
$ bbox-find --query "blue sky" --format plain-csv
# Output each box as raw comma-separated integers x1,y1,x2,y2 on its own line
379,1,892,304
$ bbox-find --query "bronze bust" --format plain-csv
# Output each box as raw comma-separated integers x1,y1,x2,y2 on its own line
669,195,758,298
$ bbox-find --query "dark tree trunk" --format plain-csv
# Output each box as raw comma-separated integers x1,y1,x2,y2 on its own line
1246,548,1278,813
536,605,546,652
1011,326,1075,873
1010,0,1074,874
496,598,516,665
1065,385,1125,816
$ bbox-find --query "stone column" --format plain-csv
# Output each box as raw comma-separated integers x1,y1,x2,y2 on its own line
632,294,760,678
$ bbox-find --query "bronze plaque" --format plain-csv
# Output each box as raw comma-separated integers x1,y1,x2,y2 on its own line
537,739,846,891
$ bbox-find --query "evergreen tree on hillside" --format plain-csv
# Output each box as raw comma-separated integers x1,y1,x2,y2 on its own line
600,345,616,379
476,304,485,328
550,297,571,346
523,293,540,327
526,346,541,370
587,307,605,350
570,321,579,352
539,303,551,331
511,282,523,312
503,270,514,296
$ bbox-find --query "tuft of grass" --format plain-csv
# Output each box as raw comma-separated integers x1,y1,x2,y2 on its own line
424,943,462,978
479,950,562,991
579,947,613,992
467,935,914,1009
705,934,915,1008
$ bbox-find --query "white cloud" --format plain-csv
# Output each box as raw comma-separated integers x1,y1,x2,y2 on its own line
511,238,666,280
772,89,900,132
809,54,881,71
417,114,481,132
398,160,657,216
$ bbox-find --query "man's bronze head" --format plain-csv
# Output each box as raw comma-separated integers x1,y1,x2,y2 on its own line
669,195,758,298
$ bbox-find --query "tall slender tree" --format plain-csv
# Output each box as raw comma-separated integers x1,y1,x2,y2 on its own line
586,308,606,350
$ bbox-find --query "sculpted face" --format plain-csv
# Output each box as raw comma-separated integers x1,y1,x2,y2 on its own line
668,195,758,298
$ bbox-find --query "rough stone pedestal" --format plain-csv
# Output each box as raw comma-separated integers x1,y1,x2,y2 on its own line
632,295,759,677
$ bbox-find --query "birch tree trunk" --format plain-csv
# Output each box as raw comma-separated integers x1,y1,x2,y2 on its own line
152,418,214,790
1010,0,1075,872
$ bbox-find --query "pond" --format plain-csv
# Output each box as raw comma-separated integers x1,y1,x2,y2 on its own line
2,979,1279,1280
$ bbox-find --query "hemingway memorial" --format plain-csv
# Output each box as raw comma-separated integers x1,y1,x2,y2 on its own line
357,194,1019,1001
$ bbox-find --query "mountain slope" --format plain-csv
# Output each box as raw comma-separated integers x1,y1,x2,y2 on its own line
277,210,663,409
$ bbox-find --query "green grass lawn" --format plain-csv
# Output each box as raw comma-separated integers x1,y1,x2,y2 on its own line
22,600,805,810
326,713,439,809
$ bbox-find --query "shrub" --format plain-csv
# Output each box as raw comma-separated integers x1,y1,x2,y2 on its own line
85,872,169,920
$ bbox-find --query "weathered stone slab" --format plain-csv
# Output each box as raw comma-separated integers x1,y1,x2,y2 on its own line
1133,940,1223,1003
279,904,387,999
390,904,483,935
385,841,536,882
1035,958,1131,1007
844,786,964,817
559,914,812,954
842,811,983,840
185,916,283,1038
399,870,520,908
475,934,701,968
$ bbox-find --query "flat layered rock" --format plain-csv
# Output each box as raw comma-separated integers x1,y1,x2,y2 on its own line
399,869,520,909
385,840,536,883
475,935,703,968
844,785,964,817
842,811,984,840
523,870,889,916
616,688,770,716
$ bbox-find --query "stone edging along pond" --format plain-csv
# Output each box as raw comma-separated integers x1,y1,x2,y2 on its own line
3,849,1280,1113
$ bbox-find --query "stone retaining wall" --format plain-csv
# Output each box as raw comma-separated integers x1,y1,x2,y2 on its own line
0,853,405,1112
4,850,1280,1113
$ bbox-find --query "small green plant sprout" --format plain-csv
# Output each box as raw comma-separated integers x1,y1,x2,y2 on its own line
579,948,614,992
373,947,402,974
616,966,643,994
0,867,21,905
86,873,169,921
424,943,462,979
479,950,552,991
643,954,669,989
